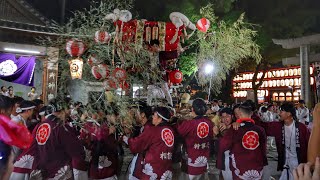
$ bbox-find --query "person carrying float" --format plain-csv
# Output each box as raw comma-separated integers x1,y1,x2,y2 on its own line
123,106,175,180
217,101,267,180
176,98,214,180
127,101,153,180
79,110,118,180
10,98,88,180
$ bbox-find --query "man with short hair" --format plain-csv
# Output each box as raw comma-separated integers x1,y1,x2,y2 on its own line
217,108,234,179
1,86,9,96
211,99,220,114
218,100,223,109
255,102,310,180
177,98,214,179
27,87,39,101
128,101,153,179
11,100,36,127
296,100,309,125
219,108,234,133
217,102,267,180
10,97,24,120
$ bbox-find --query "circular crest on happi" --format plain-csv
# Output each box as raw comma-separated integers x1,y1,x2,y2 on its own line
242,131,260,150
36,123,51,145
197,122,209,139
161,128,174,147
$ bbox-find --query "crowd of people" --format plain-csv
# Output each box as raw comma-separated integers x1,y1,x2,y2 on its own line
0,90,319,180
1,86,39,101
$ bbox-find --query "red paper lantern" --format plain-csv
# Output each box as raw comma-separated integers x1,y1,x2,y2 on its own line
196,18,210,33
91,64,109,80
169,69,183,84
95,31,111,44
66,40,86,57
87,55,101,66
112,68,127,81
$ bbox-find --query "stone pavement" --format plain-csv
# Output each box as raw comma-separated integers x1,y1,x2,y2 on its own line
118,138,282,180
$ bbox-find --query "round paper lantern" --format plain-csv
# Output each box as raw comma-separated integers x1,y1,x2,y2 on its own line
112,68,127,81
66,40,86,57
289,69,293,76
95,31,111,44
68,58,83,79
294,78,299,86
196,18,210,33
91,64,109,80
91,66,102,80
285,79,290,86
87,55,101,66
289,79,294,86
272,80,277,87
169,69,183,84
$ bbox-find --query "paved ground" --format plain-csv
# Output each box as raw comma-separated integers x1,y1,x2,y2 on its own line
119,138,282,180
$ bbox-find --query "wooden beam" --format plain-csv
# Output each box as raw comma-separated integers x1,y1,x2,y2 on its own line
273,34,320,49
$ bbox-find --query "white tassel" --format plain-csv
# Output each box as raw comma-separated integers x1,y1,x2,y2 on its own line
187,29,196,39
161,82,173,107
169,28,179,44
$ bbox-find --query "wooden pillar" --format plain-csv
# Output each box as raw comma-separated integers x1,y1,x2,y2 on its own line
44,47,59,103
41,60,48,103
300,45,311,107
314,62,320,103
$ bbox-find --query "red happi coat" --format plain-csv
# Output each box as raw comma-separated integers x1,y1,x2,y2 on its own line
80,121,118,179
176,116,214,175
131,122,153,179
217,120,267,180
260,121,310,171
128,123,175,180
12,124,40,175
13,114,87,179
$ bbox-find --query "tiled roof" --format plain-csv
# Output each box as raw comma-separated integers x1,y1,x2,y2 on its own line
0,0,54,34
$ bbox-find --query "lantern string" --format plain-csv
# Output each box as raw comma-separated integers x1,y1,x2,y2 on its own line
92,91,105,104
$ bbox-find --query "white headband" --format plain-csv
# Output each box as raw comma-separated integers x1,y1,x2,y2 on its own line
21,106,36,110
16,106,36,113
157,112,169,121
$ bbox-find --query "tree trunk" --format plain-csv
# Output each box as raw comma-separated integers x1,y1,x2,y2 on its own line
252,60,268,106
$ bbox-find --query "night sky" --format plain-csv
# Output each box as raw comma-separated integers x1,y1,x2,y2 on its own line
25,0,209,21
25,0,320,38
